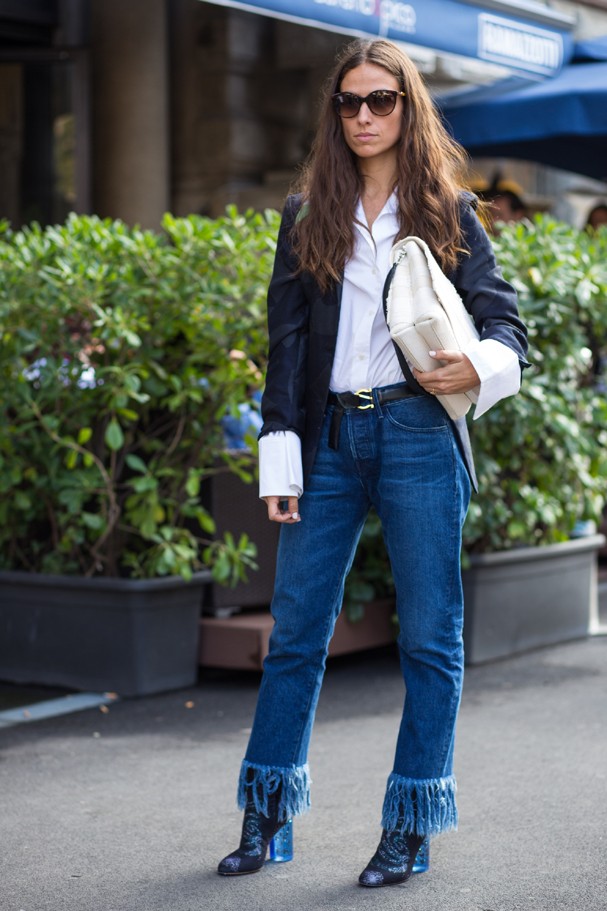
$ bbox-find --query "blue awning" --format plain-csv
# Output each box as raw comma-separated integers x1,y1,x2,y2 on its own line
203,1,573,78
573,35,607,63
441,58,607,179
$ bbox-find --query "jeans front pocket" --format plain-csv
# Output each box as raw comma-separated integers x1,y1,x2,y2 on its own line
383,396,450,433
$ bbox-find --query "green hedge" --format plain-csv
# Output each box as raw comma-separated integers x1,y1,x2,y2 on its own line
466,216,607,554
0,207,280,582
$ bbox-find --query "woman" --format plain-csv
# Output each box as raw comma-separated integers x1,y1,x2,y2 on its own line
585,202,607,232
217,38,528,887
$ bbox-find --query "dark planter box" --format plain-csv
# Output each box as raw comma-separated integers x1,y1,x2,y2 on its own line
0,570,211,696
202,469,279,615
463,534,605,665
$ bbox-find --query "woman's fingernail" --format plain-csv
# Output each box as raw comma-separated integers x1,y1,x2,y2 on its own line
429,350,436,356
291,512,299,520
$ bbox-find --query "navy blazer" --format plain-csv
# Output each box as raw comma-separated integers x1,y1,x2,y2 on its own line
259,193,529,491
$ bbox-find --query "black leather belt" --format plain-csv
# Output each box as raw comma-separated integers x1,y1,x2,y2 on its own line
327,385,421,450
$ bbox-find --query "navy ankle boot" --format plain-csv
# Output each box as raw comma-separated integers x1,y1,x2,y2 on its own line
217,793,285,876
358,829,425,887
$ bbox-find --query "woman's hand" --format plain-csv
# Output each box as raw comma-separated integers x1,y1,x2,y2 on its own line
413,350,480,396
263,495,301,523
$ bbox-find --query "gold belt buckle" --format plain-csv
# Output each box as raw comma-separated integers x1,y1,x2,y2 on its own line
354,388,374,410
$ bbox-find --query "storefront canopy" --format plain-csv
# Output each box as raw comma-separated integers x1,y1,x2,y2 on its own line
204,0,573,78
441,52,607,180
573,35,607,64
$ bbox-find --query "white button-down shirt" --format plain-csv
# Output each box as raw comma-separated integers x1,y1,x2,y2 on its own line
258,194,520,499
330,194,404,392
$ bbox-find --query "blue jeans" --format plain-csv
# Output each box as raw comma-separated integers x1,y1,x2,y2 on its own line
239,385,471,836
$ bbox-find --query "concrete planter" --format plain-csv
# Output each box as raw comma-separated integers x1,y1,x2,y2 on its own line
462,535,605,665
0,570,211,696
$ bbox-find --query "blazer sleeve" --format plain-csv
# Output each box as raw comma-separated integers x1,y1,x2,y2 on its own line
259,195,310,440
452,198,530,368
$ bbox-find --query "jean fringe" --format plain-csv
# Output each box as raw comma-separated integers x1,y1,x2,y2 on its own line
237,759,312,821
381,773,458,837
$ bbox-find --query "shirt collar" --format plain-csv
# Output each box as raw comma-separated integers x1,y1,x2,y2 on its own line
384,190,399,216
354,189,399,228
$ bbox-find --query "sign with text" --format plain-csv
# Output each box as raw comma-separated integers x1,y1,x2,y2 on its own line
204,0,572,77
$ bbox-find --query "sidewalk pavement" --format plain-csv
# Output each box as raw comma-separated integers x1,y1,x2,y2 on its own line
1,634,606,911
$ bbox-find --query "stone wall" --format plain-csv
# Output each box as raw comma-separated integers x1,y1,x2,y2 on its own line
90,0,170,228
170,2,345,217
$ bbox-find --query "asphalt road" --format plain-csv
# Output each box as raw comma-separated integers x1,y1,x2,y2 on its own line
2,635,606,911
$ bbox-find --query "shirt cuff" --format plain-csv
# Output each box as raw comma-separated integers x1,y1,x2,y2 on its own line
258,431,304,499
464,338,522,419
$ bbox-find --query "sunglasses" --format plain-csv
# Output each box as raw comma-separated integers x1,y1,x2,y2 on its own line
331,89,406,118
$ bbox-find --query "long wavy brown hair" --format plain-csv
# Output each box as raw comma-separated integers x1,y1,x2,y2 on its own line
292,39,470,291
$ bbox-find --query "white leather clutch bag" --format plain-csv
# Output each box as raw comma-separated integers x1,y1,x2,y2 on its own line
385,236,479,421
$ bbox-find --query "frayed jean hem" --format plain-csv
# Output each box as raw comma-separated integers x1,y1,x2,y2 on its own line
381,773,458,837
237,759,312,822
